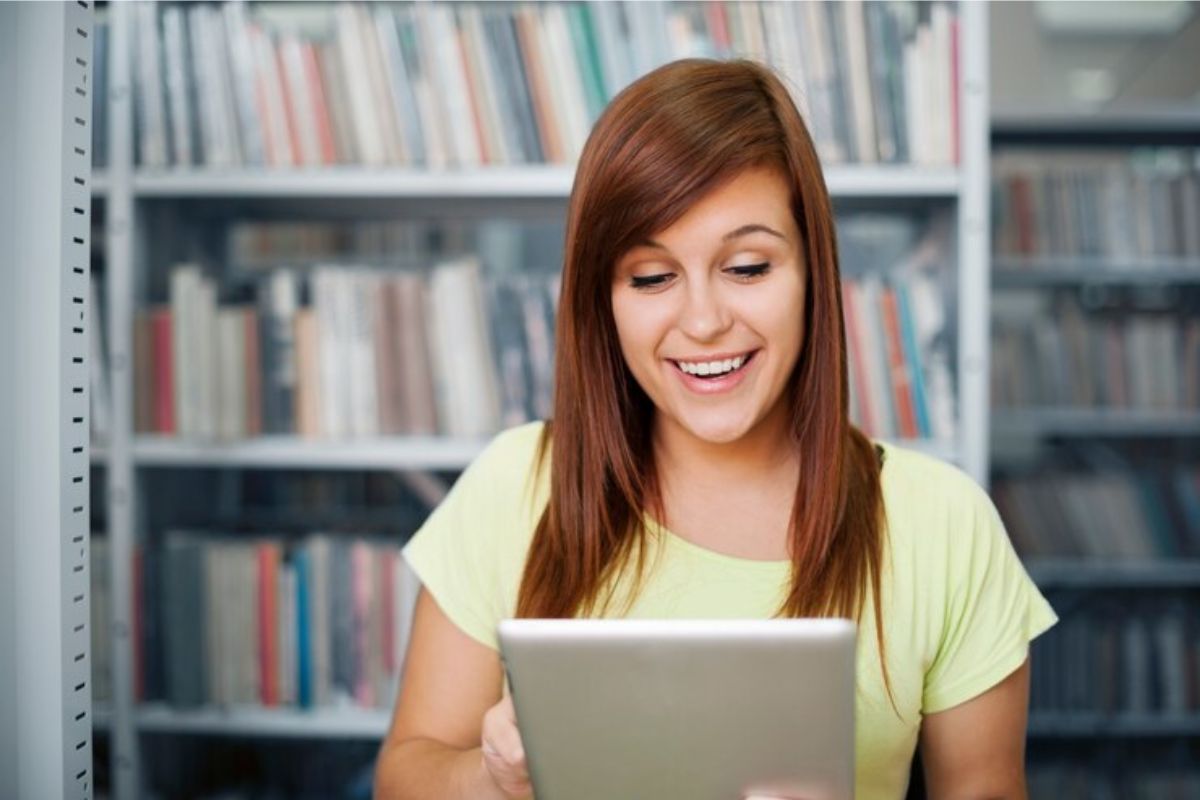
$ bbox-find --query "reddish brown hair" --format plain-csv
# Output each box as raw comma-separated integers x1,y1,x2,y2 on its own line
517,59,889,688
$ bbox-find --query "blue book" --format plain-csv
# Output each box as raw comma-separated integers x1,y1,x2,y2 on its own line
895,283,932,438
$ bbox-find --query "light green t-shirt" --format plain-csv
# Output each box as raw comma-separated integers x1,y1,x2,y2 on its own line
403,421,1057,800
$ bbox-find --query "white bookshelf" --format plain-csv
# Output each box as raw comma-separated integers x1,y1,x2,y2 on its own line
992,409,1200,439
122,164,961,200
993,258,1200,287
131,434,491,471
93,2,992,797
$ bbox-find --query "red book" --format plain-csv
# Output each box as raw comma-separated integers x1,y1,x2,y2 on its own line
258,543,280,707
151,308,175,434
841,281,876,436
301,41,338,166
705,2,731,53
880,287,918,438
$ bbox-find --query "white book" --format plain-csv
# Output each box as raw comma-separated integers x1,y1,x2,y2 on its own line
373,6,415,165
134,3,169,167
216,308,246,441
221,2,265,166
427,257,501,437
208,4,244,167
169,265,199,437
407,6,450,170
337,3,386,166
348,271,380,438
541,5,590,162
195,277,219,440
761,2,810,120
425,3,482,167
841,0,878,163
160,7,193,166
186,5,220,167
358,5,406,165
903,36,925,166
930,3,953,167
313,269,347,438
735,2,767,63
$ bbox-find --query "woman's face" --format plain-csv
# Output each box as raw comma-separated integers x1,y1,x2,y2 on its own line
611,165,806,447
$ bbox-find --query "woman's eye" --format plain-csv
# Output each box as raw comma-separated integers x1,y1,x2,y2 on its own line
726,262,770,279
630,273,673,289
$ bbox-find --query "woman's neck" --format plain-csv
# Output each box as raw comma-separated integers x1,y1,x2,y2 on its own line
652,405,798,489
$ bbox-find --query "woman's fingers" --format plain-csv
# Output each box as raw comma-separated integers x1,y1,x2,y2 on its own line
481,693,531,798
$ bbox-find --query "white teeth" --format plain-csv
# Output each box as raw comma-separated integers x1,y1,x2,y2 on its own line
677,354,749,377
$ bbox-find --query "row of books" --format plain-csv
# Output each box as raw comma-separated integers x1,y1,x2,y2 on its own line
137,531,417,711
842,273,955,441
1030,600,1200,715
991,295,1200,411
136,257,957,443
129,1,959,170
135,261,559,440
992,149,1200,263
993,465,1200,559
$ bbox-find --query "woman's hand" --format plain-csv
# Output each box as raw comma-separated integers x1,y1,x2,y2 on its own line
480,693,531,799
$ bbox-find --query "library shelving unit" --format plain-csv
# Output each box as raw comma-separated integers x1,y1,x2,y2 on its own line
91,2,990,798
990,110,1200,771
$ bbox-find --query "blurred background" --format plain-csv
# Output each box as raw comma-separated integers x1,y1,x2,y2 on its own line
79,1,1200,798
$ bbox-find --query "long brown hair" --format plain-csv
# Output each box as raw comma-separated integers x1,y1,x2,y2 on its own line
516,59,889,687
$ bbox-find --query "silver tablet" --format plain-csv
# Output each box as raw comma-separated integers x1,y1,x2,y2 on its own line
498,618,856,800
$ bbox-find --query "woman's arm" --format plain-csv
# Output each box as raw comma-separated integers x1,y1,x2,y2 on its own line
374,588,513,800
918,658,1032,800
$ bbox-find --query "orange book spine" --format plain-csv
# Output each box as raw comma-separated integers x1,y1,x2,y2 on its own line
881,287,918,438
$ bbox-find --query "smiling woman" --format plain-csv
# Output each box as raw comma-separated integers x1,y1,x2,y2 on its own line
376,59,1056,800
610,166,806,448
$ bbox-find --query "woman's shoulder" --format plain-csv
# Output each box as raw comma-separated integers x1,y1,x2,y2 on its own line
461,420,551,504
874,439,998,543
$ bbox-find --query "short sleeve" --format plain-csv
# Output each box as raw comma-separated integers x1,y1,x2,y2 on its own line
402,426,543,651
921,483,1058,714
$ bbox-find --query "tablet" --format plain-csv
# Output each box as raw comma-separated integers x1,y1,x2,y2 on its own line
498,618,856,800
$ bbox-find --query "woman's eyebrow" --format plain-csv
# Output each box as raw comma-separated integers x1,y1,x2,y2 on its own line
638,223,787,251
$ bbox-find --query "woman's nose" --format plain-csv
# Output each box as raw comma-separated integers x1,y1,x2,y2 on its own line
678,279,732,342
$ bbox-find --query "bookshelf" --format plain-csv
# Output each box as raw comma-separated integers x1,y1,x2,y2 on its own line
90,2,991,798
991,105,1200,793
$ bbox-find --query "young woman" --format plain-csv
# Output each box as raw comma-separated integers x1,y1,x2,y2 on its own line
374,59,1056,800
